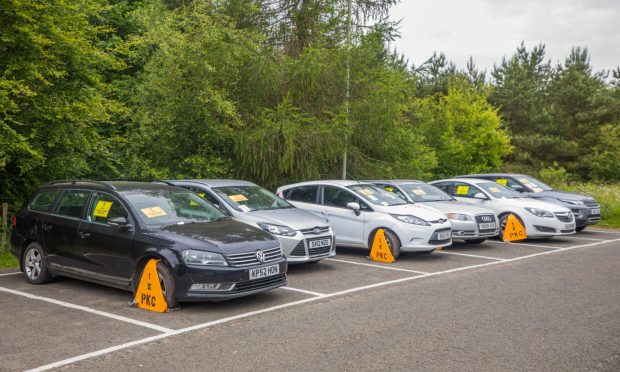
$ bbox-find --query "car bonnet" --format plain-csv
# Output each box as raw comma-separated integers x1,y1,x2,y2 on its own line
236,208,330,231
375,202,447,221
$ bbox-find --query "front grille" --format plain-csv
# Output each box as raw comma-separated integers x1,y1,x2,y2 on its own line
308,245,331,256
290,240,306,256
429,227,452,245
584,200,599,208
554,212,574,223
224,247,282,267
233,274,287,293
475,214,497,234
300,226,330,235
535,225,556,233
560,229,574,233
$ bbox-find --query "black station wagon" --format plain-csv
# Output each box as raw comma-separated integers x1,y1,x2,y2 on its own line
10,180,287,308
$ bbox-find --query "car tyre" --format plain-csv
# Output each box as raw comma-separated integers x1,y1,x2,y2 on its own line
499,213,524,241
576,226,586,232
22,243,52,284
467,239,486,244
156,261,178,309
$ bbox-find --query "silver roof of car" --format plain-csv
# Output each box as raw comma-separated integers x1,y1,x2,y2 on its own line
169,179,258,188
431,178,495,185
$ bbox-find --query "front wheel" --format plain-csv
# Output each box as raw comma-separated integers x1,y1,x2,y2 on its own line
576,226,586,232
22,243,52,284
155,261,178,309
499,214,525,241
369,229,401,259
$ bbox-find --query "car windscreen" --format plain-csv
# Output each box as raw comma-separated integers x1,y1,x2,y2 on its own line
124,190,226,227
348,184,407,206
516,176,553,193
213,186,293,212
400,183,454,202
477,182,523,199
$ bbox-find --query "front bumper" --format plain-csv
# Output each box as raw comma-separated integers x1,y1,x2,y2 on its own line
450,217,499,240
279,230,336,264
174,259,287,302
395,221,453,252
524,213,576,238
566,204,601,228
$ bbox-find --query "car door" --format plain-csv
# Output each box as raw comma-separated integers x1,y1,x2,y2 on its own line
77,192,136,287
283,185,323,215
43,190,91,272
320,186,366,245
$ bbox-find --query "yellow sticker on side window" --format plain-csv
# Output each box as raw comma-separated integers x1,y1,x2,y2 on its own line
140,206,167,218
93,201,113,218
496,179,508,186
456,185,470,195
228,194,248,202
384,187,394,192
189,200,199,206
197,193,206,198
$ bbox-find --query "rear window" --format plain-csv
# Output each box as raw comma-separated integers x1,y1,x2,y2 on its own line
286,186,318,204
29,191,59,212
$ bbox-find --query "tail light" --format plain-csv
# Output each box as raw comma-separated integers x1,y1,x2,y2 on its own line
11,215,16,228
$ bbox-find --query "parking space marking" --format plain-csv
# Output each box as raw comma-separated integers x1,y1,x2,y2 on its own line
486,240,561,250
587,230,620,234
437,251,505,261
559,236,605,242
0,286,172,333
26,237,620,372
280,286,326,297
0,271,20,276
326,258,430,274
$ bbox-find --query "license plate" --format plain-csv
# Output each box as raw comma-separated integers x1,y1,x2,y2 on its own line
565,223,575,230
478,222,496,230
590,208,600,215
308,238,331,249
437,231,451,240
248,264,279,280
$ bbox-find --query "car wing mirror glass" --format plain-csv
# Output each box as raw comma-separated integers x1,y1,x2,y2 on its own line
108,216,131,230
346,202,361,216
510,185,525,193
473,192,488,200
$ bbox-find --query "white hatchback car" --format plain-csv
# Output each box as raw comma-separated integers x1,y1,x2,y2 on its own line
430,178,576,238
277,180,453,256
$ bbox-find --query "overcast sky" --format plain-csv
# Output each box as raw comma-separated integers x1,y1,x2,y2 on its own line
389,0,620,74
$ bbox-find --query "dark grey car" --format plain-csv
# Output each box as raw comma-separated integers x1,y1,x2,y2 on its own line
456,174,600,231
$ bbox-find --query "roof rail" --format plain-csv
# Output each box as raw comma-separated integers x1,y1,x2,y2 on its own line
47,180,116,190
109,178,176,187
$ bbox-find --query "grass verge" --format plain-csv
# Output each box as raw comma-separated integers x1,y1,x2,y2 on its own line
0,251,19,269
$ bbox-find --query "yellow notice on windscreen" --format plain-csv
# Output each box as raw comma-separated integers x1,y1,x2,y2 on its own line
413,189,426,195
93,201,113,218
197,193,206,198
358,189,374,196
489,187,501,193
496,179,508,186
140,206,167,218
456,185,469,195
228,194,248,202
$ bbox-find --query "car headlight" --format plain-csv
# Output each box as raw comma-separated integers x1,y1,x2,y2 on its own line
525,207,554,218
257,222,297,237
560,199,584,206
446,213,472,221
390,214,430,226
182,250,228,266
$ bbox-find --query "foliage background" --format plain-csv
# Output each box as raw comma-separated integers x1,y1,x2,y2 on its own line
1,0,619,220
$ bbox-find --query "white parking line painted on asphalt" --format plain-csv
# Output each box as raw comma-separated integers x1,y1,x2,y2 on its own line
280,286,326,297
326,258,430,275
26,237,620,372
559,236,605,242
587,230,620,234
437,251,505,261
0,271,20,276
0,286,172,333
486,240,561,250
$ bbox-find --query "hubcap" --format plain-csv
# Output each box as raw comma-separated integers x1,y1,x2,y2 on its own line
24,249,42,280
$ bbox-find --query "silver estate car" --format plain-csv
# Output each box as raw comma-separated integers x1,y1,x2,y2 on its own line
370,180,499,244
169,180,336,263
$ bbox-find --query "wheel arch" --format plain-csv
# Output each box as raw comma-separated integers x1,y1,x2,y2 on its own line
367,226,401,249
132,250,178,291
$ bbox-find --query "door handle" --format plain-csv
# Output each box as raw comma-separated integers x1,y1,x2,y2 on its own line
79,232,91,239
42,224,52,232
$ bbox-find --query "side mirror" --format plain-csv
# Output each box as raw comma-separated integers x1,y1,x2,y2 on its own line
108,216,131,230
473,192,488,200
510,185,525,193
346,202,361,216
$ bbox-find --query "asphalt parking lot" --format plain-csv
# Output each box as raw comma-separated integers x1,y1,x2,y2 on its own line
2,229,620,371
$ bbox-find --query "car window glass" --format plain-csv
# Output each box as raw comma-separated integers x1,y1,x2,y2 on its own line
87,192,130,224
400,183,454,202
214,186,292,212
53,191,90,219
432,182,452,194
348,184,407,206
29,191,59,212
477,182,523,199
287,186,318,204
452,183,483,198
184,186,223,208
379,185,407,200
323,186,359,208
515,176,553,193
